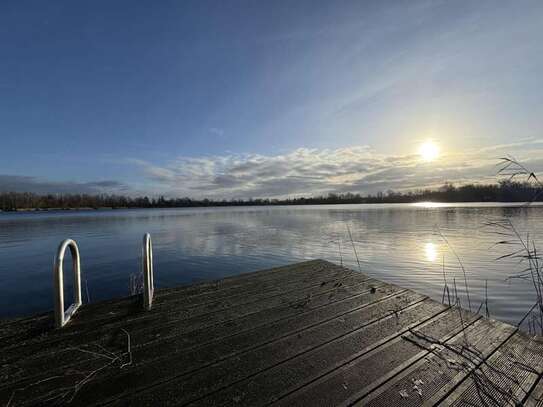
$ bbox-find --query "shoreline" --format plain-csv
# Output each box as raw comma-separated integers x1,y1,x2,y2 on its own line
2,201,543,214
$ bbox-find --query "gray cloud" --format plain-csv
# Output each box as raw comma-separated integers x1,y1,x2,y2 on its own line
0,175,130,195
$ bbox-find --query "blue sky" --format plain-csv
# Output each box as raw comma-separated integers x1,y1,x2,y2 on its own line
2,1,543,198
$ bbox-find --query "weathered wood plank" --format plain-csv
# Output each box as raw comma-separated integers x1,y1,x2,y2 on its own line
46,291,428,406
0,281,396,395
440,331,543,406
75,260,357,321
0,270,373,356
526,376,543,407
157,259,354,297
0,282,381,373
157,259,333,295
2,260,542,407
184,299,448,407
0,260,358,342
274,307,480,407
354,319,517,406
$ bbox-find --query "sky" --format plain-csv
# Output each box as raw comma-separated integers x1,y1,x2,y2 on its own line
1,0,543,199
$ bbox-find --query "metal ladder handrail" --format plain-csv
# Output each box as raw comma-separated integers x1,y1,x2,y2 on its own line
142,233,154,310
53,239,82,328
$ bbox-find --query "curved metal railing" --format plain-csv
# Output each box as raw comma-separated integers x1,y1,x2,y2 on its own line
53,239,82,328
142,233,154,310
52,235,154,327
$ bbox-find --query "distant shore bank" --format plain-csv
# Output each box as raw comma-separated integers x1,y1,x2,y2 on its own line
1,181,542,212
2,201,543,214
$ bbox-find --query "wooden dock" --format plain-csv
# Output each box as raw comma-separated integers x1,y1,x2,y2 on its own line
1,259,543,406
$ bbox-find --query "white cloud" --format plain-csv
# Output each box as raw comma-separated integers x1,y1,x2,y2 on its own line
129,142,543,199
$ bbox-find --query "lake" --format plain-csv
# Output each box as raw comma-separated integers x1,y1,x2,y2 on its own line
1,203,542,328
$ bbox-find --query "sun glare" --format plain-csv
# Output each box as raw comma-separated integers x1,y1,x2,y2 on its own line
424,242,438,262
419,141,439,162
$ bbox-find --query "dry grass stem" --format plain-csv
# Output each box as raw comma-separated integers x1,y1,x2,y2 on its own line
346,224,361,272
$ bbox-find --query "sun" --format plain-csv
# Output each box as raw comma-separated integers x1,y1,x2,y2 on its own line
419,140,439,162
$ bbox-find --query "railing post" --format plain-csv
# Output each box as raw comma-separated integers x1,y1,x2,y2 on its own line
142,233,154,310
53,239,82,328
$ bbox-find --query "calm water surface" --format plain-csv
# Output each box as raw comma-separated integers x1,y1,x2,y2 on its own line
1,203,542,327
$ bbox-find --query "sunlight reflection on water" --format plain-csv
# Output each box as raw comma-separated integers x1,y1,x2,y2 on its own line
424,242,438,262
412,201,451,208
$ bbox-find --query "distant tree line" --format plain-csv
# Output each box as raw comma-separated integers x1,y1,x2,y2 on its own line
0,180,541,211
